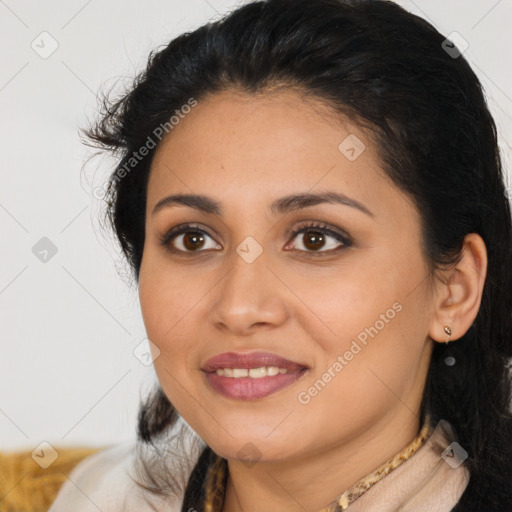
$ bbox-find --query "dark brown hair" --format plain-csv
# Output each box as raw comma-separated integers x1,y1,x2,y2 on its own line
83,0,512,510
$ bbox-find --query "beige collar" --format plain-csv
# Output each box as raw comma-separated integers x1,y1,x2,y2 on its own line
204,419,470,512
337,419,470,511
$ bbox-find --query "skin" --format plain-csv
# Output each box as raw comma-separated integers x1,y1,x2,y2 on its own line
138,88,487,512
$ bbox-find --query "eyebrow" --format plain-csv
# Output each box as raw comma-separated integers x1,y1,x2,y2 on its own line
151,191,374,218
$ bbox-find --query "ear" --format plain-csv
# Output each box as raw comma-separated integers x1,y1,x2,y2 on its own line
428,233,488,343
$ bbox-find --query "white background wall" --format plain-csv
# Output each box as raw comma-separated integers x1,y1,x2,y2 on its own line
1,0,511,451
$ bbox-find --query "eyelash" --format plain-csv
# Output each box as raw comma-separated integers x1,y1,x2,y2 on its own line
158,221,352,256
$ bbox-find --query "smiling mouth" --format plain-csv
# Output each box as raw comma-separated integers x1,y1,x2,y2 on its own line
201,351,309,400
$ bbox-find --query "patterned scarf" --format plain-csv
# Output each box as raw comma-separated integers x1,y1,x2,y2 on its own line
203,415,433,512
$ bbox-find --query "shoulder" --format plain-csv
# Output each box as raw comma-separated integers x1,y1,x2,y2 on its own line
47,440,147,511
48,419,205,512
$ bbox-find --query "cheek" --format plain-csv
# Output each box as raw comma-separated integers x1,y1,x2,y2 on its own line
290,251,429,391
138,253,230,411
138,243,224,408
138,262,206,416
284,259,403,351
138,255,201,356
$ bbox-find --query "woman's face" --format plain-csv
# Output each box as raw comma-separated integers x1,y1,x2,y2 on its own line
138,89,436,462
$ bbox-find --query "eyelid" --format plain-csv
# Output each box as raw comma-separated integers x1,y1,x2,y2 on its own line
159,221,352,254
157,222,219,250
284,221,352,253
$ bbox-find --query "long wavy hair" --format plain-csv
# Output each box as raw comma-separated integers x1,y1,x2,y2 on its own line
83,0,512,510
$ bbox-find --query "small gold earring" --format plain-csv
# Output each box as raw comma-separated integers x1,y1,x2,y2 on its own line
443,326,452,343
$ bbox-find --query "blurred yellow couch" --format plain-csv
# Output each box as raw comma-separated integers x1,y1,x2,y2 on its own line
0,446,101,512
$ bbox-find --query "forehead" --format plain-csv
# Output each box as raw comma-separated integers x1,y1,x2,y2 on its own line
146,89,404,219
152,88,359,161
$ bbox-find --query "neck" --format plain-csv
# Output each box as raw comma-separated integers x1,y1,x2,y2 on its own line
221,408,423,512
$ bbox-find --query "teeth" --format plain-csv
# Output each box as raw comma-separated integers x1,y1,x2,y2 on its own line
215,366,288,378
249,367,267,378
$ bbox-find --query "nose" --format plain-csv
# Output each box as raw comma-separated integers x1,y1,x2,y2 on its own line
208,249,289,336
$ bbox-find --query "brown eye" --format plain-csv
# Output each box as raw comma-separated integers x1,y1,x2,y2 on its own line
302,231,327,251
159,224,221,253
286,222,351,254
182,232,206,251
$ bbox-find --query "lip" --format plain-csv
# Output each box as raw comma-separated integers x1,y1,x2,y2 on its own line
201,351,308,372
201,351,309,400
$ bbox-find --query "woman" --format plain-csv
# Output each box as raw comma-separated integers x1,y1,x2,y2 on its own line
48,0,512,510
